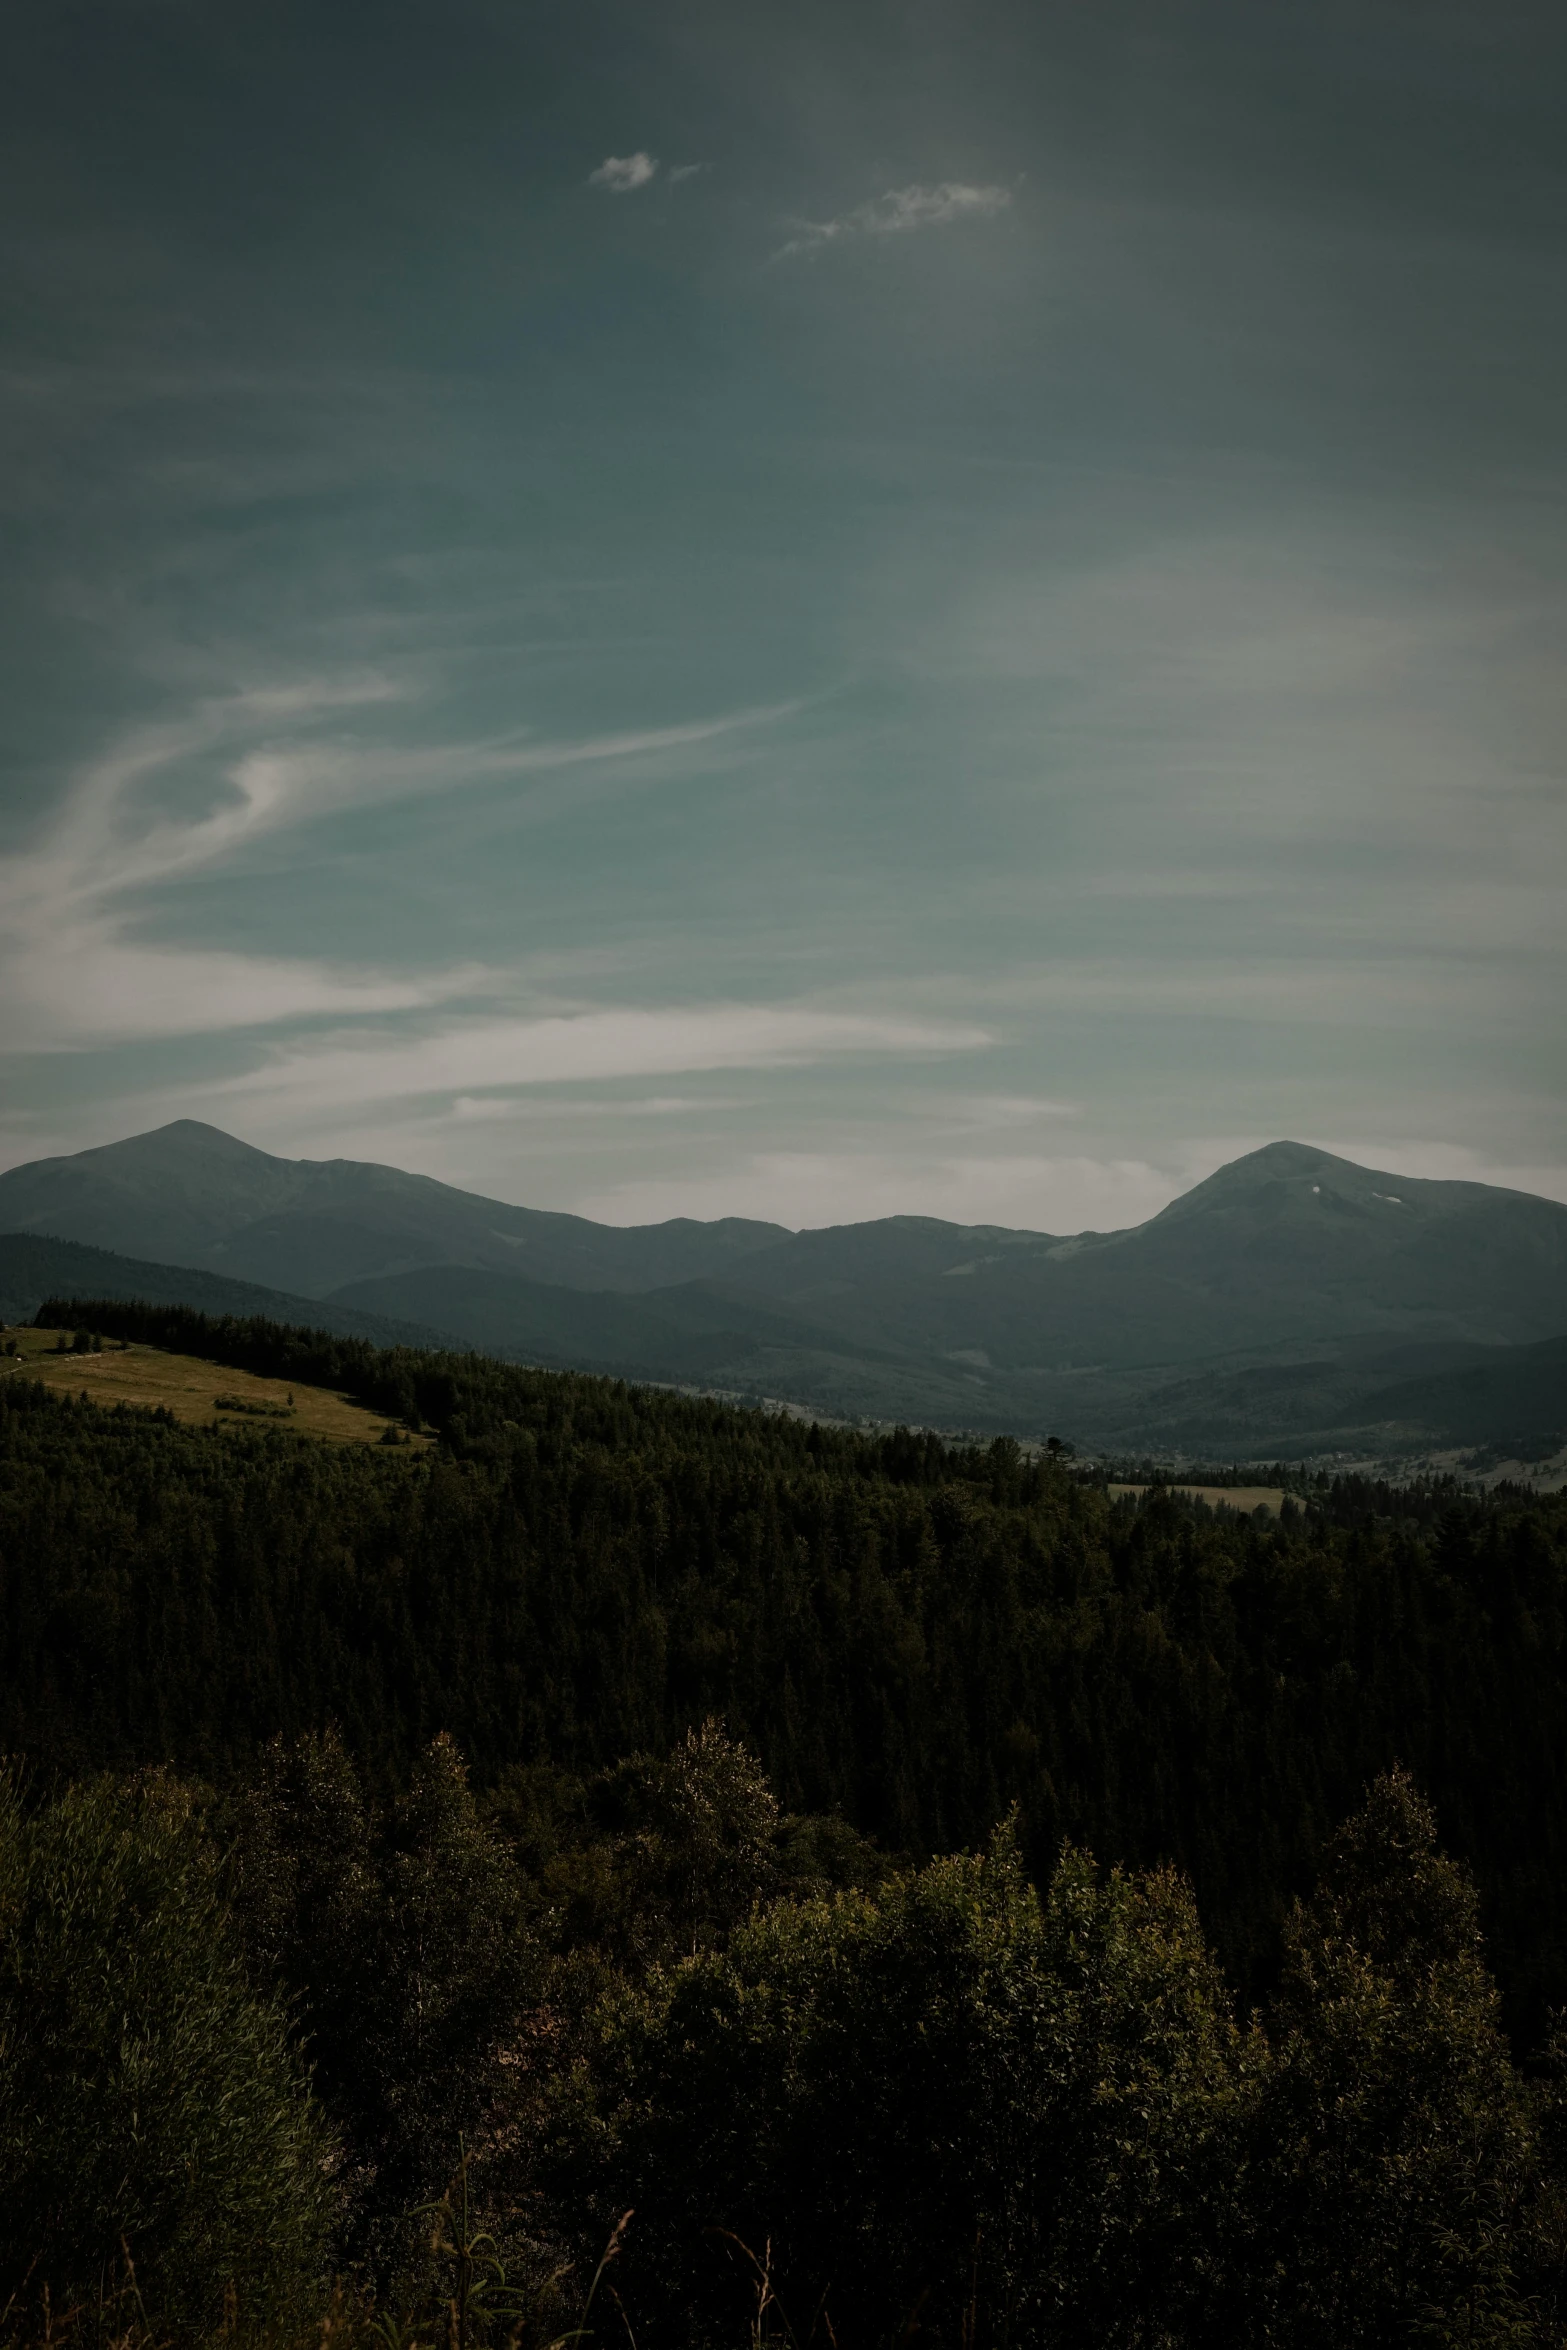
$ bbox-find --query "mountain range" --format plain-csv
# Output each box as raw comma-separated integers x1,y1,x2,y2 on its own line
2,1119,1565,1462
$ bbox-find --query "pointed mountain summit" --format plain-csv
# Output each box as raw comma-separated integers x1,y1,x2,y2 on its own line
1147,1137,1535,1230
0,1120,313,1262
0,1120,790,1297
1116,1138,1567,1314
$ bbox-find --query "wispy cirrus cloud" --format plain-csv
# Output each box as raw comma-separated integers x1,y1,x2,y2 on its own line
775,181,1012,261
0,680,799,1049
206,1003,992,1126
0,659,995,1179
589,152,658,193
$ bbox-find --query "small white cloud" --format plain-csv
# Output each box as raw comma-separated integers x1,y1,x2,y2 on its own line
667,163,705,184
953,1094,1083,1130
776,180,1011,260
589,152,658,194
451,1092,719,1123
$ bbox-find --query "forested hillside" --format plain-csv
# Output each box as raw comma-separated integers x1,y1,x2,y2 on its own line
7,1297,1567,2026
10,1303,1567,2345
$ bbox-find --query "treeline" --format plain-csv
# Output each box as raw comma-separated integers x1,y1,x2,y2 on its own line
3,1302,1567,2036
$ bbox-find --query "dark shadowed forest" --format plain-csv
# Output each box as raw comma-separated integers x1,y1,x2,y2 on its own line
6,1301,1567,2345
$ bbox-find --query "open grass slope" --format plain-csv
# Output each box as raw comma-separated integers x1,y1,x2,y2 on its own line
1,1325,432,1448
1108,1482,1288,1513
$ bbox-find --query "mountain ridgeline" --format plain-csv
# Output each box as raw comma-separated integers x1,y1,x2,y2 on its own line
3,1119,1566,1456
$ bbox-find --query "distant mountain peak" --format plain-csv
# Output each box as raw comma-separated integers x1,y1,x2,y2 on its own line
1233,1139,1333,1173
81,1118,290,1166
1140,1141,1341,1225
1197,1140,1342,1185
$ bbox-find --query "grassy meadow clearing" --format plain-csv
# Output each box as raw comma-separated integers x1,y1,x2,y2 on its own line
0,1321,433,1448
1108,1480,1287,1512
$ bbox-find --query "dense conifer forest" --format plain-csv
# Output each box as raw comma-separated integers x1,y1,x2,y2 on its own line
5,1299,1567,2344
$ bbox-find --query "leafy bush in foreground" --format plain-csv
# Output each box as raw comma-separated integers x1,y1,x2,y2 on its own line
1241,1771,1537,2345
0,1771,331,2340
549,1818,1242,2347
230,1728,538,2254
3,1747,1565,2349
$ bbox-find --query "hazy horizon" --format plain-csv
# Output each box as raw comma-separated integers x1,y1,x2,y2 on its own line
2,2,1563,1231
5,1115,1565,1242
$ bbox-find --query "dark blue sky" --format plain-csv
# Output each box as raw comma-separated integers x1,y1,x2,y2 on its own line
3,0,1563,1226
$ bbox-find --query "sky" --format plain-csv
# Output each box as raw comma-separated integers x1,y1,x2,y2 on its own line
2,0,1564,1233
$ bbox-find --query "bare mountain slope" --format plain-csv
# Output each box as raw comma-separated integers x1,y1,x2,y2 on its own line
678,1141,1567,1370
0,1121,789,1296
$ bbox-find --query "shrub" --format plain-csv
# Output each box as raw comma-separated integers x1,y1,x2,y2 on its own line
0,1770,333,2340
1240,1769,1538,2345
550,1818,1242,2346
231,1731,537,2246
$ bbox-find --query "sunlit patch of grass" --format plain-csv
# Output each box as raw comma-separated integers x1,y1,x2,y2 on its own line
1108,1482,1286,1513
0,1324,434,1451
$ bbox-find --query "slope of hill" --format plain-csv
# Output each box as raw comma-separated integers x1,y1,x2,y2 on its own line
328,1259,885,1387
0,1232,458,1353
1049,1332,1567,1462
1360,1333,1567,1451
